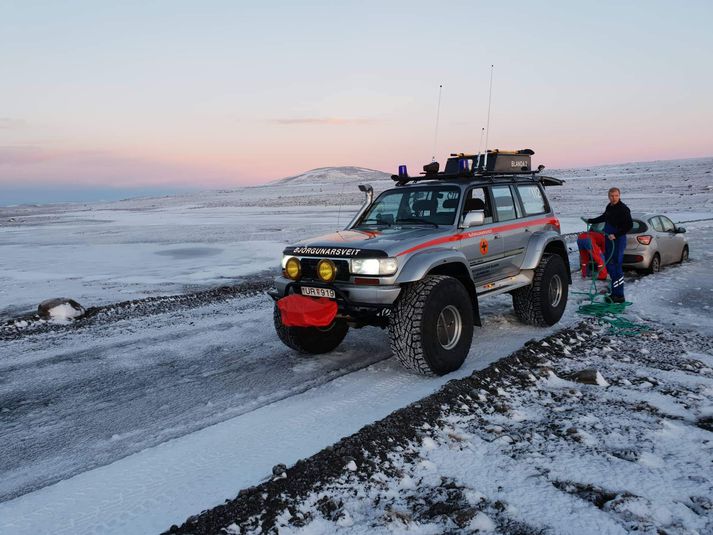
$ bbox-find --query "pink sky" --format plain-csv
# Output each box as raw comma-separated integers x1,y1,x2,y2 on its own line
1,1,712,189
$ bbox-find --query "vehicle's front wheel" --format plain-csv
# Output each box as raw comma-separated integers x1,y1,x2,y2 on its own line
273,303,348,354
389,275,474,376
512,253,568,327
679,245,689,263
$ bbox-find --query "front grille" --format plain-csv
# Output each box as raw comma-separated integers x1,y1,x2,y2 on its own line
300,258,351,282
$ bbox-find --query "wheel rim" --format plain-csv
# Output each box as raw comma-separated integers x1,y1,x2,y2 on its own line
436,305,462,350
548,274,563,307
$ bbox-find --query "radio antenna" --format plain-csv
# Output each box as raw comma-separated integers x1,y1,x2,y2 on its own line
431,84,443,162
483,65,494,169
476,127,485,168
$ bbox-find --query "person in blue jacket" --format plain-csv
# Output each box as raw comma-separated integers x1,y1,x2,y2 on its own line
586,187,633,303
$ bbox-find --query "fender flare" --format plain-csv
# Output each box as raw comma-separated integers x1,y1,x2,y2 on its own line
521,231,572,283
396,248,482,326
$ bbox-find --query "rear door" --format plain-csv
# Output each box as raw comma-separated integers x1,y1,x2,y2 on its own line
491,185,526,278
511,183,553,273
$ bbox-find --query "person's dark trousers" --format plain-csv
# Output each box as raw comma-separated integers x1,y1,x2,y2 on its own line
604,223,626,298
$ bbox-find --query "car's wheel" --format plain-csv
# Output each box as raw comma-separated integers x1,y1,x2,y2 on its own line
644,253,661,275
389,275,474,376
512,253,569,327
273,303,348,354
679,245,689,263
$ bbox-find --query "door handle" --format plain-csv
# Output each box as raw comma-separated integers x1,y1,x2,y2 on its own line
493,234,501,239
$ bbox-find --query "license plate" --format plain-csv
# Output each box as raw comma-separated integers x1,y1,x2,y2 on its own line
301,286,336,298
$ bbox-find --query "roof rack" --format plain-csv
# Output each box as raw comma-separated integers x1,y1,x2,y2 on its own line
391,149,565,186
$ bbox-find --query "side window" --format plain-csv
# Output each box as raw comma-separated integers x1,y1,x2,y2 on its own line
660,216,675,232
491,186,517,221
516,184,547,216
463,187,493,224
628,220,647,234
650,217,664,232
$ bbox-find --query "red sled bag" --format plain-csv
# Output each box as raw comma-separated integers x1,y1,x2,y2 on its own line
277,294,337,327
577,231,608,280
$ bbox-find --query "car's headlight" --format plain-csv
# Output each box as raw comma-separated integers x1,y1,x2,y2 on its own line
350,257,398,276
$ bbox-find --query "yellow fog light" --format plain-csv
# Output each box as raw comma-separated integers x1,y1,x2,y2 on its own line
317,259,337,282
284,257,301,280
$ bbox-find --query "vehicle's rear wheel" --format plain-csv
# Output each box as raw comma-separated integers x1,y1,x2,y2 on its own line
512,253,569,327
273,303,348,354
644,253,661,275
389,275,474,376
679,245,689,263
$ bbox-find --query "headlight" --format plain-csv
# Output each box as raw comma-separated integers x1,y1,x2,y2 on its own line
284,257,301,280
350,257,398,276
317,259,337,282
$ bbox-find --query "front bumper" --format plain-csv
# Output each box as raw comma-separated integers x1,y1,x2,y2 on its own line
270,276,402,306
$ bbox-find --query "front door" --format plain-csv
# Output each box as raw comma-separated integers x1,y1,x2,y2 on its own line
458,186,504,285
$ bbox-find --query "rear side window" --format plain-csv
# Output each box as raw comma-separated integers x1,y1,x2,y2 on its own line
491,186,517,221
516,184,547,216
628,220,647,234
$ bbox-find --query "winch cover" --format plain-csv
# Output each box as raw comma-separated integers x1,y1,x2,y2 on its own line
277,294,338,327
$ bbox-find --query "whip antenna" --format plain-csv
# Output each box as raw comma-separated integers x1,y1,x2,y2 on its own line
476,127,485,167
483,65,494,169
431,84,443,162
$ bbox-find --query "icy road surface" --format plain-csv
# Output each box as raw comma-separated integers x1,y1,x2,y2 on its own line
0,158,711,533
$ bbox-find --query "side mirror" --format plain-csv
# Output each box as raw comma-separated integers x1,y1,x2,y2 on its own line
357,184,373,207
675,226,686,234
460,210,485,229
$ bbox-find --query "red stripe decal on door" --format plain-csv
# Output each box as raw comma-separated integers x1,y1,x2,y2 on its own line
396,217,559,257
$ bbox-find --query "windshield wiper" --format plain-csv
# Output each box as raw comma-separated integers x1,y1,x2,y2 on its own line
396,218,439,228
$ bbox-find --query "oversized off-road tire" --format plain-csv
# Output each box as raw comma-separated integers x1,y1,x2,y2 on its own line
273,303,348,354
389,275,474,376
512,253,568,327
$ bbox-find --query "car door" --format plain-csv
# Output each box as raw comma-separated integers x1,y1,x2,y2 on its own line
458,186,504,285
491,185,526,278
658,215,680,264
648,216,663,259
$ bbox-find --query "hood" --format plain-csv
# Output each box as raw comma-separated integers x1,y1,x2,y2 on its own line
283,227,455,259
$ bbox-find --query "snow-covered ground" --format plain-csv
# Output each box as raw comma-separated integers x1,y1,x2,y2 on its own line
0,157,711,534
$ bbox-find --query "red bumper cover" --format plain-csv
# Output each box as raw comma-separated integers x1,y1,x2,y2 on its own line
277,294,338,327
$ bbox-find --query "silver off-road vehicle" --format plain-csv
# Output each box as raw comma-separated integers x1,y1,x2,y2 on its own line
270,149,570,375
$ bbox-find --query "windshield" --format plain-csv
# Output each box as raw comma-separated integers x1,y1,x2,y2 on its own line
355,186,461,228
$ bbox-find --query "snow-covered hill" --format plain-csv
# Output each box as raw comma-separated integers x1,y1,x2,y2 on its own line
270,166,391,186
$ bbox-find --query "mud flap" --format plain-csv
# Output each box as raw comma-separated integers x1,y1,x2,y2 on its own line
277,295,338,327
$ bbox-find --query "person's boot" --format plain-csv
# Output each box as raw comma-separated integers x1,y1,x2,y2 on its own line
612,295,626,304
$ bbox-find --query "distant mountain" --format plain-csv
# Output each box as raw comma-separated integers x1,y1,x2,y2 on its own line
269,166,391,185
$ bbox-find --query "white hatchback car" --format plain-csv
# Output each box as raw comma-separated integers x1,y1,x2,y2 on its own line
591,212,689,274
